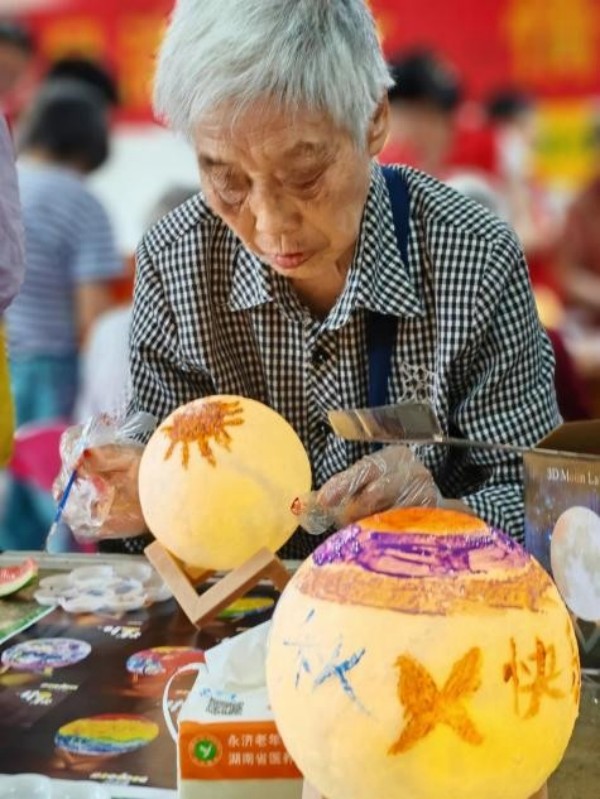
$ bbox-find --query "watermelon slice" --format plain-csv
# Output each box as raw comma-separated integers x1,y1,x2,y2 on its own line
0,559,38,597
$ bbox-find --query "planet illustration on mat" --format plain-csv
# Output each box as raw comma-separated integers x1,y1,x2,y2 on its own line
217,596,275,620
267,507,580,799
126,646,204,678
55,713,159,766
1,638,91,672
125,646,204,697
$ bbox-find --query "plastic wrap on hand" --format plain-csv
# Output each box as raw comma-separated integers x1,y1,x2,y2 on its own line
53,410,156,542
293,445,440,535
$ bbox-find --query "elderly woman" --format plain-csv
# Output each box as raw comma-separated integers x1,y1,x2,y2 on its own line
60,1,556,564
57,8,555,794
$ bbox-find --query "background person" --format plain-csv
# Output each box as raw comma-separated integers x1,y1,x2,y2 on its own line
380,49,463,176
43,56,119,112
0,19,34,122
56,0,557,637
75,185,198,422
0,79,123,550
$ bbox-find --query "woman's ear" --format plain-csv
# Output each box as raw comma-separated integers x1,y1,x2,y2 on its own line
367,97,390,157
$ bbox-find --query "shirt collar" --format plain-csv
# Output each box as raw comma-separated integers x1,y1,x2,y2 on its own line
228,244,271,311
227,162,424,321
352,163,424,320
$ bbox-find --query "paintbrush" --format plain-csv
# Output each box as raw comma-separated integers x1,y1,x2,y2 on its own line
44,470,79,553
45,417,94,553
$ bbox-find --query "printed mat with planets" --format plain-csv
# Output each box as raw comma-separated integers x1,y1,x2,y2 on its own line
0,568,278,791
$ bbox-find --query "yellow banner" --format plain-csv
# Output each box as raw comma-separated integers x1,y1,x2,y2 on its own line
534,99,600,188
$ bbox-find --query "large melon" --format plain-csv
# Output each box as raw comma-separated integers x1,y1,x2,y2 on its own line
138,396,311,570
267,507,580,799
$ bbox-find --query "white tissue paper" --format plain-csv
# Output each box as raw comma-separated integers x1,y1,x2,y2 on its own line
177,622,302,799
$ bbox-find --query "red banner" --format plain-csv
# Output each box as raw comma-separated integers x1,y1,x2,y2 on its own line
371,0,600,100
17,0,600,123
22,0,172,123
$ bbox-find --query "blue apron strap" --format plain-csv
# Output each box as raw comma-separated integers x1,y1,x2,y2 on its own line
381,166,410,266
366,166,410,408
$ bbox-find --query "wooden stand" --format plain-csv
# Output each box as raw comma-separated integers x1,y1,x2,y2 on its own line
144,541,291,628
302,782,327,799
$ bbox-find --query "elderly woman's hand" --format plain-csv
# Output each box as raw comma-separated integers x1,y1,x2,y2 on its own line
53,426,148,542
294,445,440,535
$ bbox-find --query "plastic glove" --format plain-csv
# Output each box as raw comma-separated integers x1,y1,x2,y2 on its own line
293,445,440,535
52,411,156,542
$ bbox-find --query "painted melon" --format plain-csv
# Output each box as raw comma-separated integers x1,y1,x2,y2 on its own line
266,507,580,799
138,396,311,570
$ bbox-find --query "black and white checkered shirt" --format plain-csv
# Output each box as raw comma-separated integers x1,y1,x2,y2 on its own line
121,163,558,557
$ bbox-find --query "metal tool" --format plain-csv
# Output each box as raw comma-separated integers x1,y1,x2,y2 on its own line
327,401,555,457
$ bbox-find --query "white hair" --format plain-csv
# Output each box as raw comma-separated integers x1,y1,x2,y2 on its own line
153,0,393,145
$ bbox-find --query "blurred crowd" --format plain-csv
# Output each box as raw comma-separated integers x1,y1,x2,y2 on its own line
380,49,600,423
0,19,598,551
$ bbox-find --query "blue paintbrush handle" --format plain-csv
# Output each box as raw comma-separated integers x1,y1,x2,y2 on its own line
52,468,78,524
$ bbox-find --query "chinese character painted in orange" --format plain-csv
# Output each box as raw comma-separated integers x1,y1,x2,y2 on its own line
503,637,566,718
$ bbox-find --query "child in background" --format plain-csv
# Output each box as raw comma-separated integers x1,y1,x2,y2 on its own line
0,80,123,550
75,185,198,424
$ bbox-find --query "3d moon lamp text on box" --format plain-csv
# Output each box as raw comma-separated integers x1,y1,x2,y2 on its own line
266,508,581,799
138,396,311,570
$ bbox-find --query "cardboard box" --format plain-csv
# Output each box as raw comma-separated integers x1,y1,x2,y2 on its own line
524,420,600,671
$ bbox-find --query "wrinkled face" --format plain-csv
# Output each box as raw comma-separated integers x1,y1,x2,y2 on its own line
193,99,388,281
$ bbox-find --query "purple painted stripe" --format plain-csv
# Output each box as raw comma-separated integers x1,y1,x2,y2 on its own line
313,524,527,579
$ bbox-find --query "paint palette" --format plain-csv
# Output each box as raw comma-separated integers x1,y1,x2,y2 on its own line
33,564,172,614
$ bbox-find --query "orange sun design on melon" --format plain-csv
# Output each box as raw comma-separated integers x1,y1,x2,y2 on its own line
161,400,244,468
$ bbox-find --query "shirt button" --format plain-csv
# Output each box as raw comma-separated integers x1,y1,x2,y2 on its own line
312,345,329,367
318,420,331,437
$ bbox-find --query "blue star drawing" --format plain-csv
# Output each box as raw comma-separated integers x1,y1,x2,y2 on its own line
313,640,367,714
283,610,368,712
283,608,319,687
